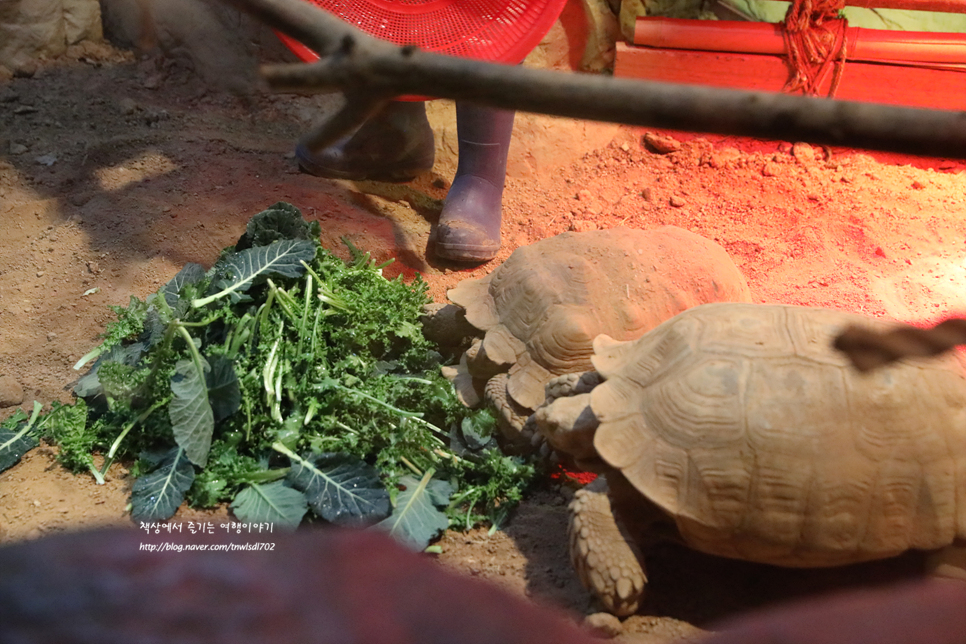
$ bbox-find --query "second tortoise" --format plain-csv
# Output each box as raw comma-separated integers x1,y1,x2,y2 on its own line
531,302,966,615
425,226,752,449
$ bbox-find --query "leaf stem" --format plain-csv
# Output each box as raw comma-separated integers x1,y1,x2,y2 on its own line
297,272,312,356
300,260,347,310
271,440,300,462
73,346,104,371
399,455,422,476
179,313,224,328
174,324,208,384
0,402,44,452
98,398,168,481
266,279,299,323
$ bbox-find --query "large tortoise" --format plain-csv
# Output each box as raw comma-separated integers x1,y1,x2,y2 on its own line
531,302,966,616
427,226,752,448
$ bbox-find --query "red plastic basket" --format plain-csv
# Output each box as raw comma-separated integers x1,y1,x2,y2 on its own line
278,0,569,65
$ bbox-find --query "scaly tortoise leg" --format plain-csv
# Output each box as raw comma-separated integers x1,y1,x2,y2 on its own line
569,477,647,617
483,372,547,453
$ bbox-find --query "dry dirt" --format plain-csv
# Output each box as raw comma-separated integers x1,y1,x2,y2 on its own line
2,42,966,643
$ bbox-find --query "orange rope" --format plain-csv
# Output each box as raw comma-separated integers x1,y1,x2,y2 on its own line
782,0,849,97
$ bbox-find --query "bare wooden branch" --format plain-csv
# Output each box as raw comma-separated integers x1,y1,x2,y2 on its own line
225,0,966,159
833,318,966,372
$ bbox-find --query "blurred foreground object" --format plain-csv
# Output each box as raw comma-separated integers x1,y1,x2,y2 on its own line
0,528,598,644
704,579,966,644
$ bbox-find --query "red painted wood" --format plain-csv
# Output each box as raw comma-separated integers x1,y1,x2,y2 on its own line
633,18,966,65
842,0,966,12
613,42,966,110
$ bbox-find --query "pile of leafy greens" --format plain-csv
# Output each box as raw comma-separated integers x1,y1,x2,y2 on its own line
0,203,534,549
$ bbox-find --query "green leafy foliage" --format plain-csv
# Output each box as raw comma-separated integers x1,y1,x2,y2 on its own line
231,481,308,530
235,201,322,250
195,239,316,307
0,406,41,473
32,203,535,546
169,357,214,467
186,438,283,507
130,447,196,522
162,263,206,307
42,400,98,474
205,356,241,422
283,448,390,526
376,471,452,550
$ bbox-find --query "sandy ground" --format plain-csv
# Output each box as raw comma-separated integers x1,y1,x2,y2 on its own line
2,42,966,642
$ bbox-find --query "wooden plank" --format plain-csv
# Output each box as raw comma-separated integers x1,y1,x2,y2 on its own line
613,42,966,110
818,0,966,12
633,18,966,65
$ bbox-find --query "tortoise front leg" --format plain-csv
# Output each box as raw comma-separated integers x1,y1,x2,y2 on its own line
483,373,545,453
569,477,647,617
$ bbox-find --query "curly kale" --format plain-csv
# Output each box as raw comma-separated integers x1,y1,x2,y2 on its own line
29,203,536,546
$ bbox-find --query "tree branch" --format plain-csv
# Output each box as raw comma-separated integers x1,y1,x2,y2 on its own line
225,0,966,159
833,318,966,372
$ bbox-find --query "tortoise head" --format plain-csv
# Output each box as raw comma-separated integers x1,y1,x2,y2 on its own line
531,393,599,465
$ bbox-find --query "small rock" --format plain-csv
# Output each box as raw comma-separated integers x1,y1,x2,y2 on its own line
669,194,686,208
9,142,27,155
47,332,57,342
641,186,654,202
0,375,25,408
642,131,681,154
144,109,169,125
36,271,44,277
792,142,816,164
69,191,93,207
570,219,598,233
911,180,926,190
35,154,57,166
13,60,38,78
711,147,743,169
762,161,782,177
620,142,630,152
119,97,139,115
584,612,623,638
576,189,594,202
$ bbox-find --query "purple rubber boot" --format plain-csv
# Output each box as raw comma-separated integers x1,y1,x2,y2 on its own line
434,103,515,263
296,101,435,183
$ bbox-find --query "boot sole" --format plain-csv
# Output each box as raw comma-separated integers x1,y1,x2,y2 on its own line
434,241,500,263
296,144,433,183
